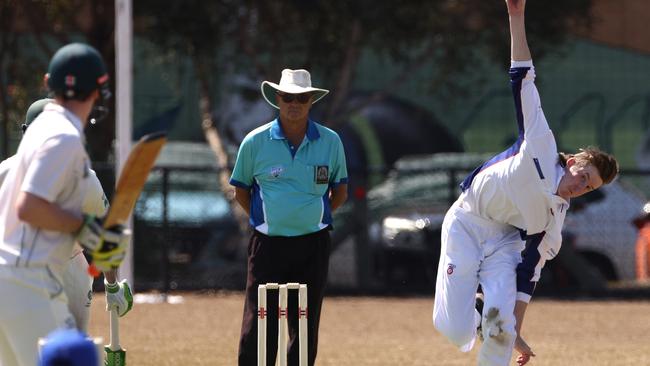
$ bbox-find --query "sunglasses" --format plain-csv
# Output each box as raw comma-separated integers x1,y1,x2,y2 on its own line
277,92,312,104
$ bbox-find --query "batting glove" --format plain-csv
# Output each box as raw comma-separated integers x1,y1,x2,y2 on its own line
105,279,134,317
76,214,131,272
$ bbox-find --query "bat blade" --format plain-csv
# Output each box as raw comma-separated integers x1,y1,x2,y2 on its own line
104,309,126,366
104,131,167,228
87,131,166,277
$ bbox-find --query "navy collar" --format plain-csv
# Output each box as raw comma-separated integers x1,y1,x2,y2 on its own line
270,118,320,141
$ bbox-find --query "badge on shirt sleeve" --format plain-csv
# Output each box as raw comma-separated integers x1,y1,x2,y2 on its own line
315,165,329,184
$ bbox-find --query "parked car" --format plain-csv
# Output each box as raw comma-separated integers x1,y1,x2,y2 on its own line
564,181,644,281
368,213,444,291
332,153,485,291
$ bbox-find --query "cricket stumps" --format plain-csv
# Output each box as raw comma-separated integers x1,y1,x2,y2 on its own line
257,283,308,366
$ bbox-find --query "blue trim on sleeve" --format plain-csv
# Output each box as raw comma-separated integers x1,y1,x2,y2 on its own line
516,231,546,297
330,177,349,188
460,67,529,192
509,67,530,137
230,179,251,190
250,181,265,228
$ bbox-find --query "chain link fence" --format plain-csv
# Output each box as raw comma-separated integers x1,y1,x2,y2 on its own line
95,154,650,294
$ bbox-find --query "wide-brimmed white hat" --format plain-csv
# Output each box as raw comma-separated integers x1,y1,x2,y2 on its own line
261,69,329,109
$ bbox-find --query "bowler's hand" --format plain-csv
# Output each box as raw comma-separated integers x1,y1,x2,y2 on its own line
506,0,526,16
515,335,535,365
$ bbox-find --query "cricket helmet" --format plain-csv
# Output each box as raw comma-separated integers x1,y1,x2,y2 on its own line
21,98,54,133
47,43,111,101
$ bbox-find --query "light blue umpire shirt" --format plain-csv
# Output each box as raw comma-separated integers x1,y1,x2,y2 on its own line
230,118,348,237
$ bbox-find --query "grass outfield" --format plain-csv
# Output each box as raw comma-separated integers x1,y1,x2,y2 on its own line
88,292,650,365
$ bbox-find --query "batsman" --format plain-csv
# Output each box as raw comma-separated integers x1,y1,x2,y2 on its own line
42,92,134,339
1,98,134,335
0,43,130,366
432,1,619,365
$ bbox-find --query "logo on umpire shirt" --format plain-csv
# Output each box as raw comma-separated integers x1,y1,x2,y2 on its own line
447,263,456,275
269,166,284,179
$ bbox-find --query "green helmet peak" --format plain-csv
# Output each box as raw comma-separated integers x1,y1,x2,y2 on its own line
21,98,53,133
47,43,111,101
25,98,54,126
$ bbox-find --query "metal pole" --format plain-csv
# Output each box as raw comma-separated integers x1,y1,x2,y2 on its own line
161,168,170,297
115,0,133,286
354,178,371,291
448,168,457,207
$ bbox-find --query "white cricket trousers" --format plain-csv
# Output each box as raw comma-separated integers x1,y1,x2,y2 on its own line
0,266,75,366
433,201,524,366
62,251,94,333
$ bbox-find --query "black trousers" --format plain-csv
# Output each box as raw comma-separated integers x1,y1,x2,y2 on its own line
238,228,331,366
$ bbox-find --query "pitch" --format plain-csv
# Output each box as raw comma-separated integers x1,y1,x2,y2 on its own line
88,292,650,365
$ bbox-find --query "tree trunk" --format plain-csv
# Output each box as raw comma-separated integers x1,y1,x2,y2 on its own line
0,1,14,159
195,63,249,232
0,74,8,159
332,40,439,125
326,19,362,124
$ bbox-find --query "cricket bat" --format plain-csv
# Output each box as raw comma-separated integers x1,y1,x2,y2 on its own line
105,309,125,366
88,131,167,277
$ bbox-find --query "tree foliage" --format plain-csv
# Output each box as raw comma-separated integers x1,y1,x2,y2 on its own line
0,0,115,161
1,0,594,159
135,0,593,120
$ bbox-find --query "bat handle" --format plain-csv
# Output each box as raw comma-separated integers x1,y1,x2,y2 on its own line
109,308,120,350
88,264,101,278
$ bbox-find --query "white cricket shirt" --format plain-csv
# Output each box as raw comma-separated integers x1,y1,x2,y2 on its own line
2,156,109,257
458,60,570,302
0,103,90,276
0,155,15,187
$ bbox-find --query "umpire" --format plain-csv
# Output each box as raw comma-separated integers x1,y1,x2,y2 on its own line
231,69,348,366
